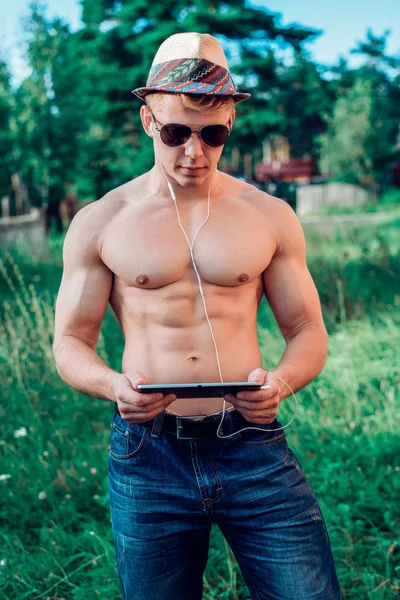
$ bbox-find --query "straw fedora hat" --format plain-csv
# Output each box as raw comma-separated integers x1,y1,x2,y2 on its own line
131,32,251,104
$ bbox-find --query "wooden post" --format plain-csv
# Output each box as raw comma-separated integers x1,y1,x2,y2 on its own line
262,139,272,163
231,147,240,171
244,153,252,181
11,173,23,215
1,195,10,218
21,181,30,213
218,156,228,172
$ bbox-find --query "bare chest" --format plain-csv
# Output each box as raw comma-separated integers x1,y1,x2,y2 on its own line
101,196,275,290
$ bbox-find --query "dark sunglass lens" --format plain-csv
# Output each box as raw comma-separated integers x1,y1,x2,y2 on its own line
161,124,191,147
201,125,229,147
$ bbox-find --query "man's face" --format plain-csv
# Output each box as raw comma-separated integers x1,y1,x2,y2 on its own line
141,94,235,189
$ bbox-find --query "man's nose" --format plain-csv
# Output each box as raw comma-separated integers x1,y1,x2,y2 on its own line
184,133,204,159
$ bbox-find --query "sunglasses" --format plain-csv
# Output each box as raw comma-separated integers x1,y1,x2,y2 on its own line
150,112,231,148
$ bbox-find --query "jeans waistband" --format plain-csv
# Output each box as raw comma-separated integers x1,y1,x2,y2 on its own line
115,406,243,440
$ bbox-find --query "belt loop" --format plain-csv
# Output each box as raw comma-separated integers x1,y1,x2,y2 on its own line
150,410,166,439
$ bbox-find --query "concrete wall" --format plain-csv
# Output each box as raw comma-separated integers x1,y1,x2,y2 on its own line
0,208,48,258
296,183,377,216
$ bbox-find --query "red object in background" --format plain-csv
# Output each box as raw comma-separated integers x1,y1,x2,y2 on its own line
392,162,400,187
255,158,316,182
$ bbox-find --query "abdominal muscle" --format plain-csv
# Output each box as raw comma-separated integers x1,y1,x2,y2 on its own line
104,178,270,417
108,250,267,417
119,319,263,417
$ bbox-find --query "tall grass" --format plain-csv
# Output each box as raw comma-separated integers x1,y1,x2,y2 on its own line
308,190,400,216
0,217,399,599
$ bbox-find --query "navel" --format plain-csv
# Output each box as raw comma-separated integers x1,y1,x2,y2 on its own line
238,273,249,282
136,274,150,285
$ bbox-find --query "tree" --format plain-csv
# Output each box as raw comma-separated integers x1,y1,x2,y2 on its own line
0,59,15,203
318,30,400,186
270,51,331,159
318,77,375,185
61,0,323,195
14,1,351,196
13,3,70,209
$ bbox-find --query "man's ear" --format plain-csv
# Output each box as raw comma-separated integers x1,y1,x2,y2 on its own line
140,105,153,138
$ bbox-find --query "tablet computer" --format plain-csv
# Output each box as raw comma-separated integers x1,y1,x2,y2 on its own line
137,382,268,398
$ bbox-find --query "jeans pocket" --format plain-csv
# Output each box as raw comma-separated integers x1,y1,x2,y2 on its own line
109,412,150,460
237,418,287,446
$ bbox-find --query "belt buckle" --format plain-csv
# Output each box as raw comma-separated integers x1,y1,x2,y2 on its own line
176,417,204,440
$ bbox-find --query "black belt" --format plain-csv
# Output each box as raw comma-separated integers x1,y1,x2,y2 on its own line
146,409,243,440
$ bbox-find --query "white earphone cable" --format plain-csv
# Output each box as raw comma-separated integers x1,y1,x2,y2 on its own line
151,120,297,438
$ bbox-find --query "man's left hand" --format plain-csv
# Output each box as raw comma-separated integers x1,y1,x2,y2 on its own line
224,368,283,424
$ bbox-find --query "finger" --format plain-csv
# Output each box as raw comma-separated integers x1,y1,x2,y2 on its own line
119,392,166,407
236,404,279,418
238,410,277,423
119,398,175,421
134,393,167,406
235,389,277,402
119,393,176,412
120,397,175,421
225,395,278,410
228,402,279,419
242,409,277,419
124,370,147,390
116,377,149,401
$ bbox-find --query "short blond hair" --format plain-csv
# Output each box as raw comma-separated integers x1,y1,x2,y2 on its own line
145,92,235,114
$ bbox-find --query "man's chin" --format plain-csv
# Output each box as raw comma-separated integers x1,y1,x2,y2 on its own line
175,167,209,186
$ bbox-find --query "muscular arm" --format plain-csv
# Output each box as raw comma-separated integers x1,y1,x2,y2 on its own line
263,200,328,399
52,201,120,403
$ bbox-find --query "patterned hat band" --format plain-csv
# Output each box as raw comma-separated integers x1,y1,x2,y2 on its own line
132,58,250,103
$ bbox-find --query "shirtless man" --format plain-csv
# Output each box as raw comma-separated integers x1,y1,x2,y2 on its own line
53,32,341,600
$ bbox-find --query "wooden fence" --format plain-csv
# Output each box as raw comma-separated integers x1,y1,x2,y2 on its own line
0,208,48,258
296,183,377,216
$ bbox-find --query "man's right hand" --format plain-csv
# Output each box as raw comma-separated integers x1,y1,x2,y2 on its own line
114,370,177,424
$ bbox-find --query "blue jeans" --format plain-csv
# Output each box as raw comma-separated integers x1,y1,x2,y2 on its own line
108,408,341,599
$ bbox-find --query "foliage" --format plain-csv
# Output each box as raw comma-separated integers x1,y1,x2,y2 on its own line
0,216,399,598
380,187,400,206
1,1,326,201
0,60,16,199
319,77,375,184
0,4,399,205
317,30,400,186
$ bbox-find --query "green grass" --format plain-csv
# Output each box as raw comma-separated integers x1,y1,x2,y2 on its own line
0,216,399,599
308,187,400,217
309,203,398,216
305,216,400,328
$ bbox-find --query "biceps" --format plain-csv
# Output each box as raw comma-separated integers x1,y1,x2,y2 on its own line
263,255,323,339
54,263,113,348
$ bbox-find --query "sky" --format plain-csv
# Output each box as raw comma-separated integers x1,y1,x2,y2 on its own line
1,0,399,86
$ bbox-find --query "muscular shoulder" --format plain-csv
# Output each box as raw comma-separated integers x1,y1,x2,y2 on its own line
68,179,140,238
222,171,294,221
247,189,305,255
63,183,132,262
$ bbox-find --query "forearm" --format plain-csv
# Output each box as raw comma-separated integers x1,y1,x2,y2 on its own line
271,324,328,400
52,335,120,402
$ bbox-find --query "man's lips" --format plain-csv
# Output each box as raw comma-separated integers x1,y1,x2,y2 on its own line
179,166,205,170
